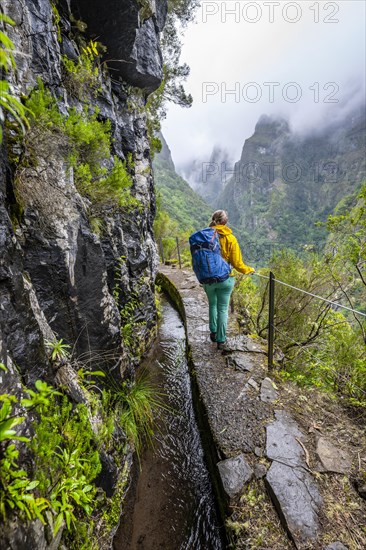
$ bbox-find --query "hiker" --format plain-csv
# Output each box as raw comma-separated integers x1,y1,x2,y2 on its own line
193,210,255,350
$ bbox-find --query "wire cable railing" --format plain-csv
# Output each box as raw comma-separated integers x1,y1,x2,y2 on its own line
254,272,366,319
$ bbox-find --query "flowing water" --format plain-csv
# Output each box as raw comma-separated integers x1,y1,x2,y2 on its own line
114,297,224,549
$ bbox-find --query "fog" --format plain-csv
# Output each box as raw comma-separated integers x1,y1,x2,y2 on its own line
161,0,366,174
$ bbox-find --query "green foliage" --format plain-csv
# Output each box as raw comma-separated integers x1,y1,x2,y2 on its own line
325,182,366,307
233,248,366,405
0,379,101,537
51,3,62,43
0,399,28,443
0,444,48,523
153,172,210,265
153,145,212,232
81,157,141,210
106,373,162,458
119,293,146,353
0,14,30,143
19,80,141,211
0,365,162,542
24,78,63,128
32,395,101,536
0,382,63,524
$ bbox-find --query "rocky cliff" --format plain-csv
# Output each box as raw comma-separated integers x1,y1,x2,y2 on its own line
0,0,167,547
216,109,366,261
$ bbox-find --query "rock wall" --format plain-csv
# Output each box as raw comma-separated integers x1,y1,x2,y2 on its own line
0,0,166,546
1,0,166,378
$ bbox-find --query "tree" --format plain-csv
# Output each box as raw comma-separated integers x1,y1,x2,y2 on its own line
324,182,366,341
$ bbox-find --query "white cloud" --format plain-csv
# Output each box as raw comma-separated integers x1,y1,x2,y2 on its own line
161,0,366,171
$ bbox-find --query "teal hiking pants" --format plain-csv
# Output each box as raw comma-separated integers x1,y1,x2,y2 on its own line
203,276,235,343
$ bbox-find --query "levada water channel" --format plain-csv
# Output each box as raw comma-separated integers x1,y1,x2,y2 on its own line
114,297,225,549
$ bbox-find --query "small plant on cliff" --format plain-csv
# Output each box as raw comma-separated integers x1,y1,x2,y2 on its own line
137,0,154,22
45,338,71,362
78,156,141,210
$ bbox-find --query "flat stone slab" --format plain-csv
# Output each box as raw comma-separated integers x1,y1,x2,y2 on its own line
266,461,322,547
226,353,254,372
261,377,278,403
266,410,305,467
266,410,322,547
324,543,349,550
226,335,266,354
245,377,259,391
217,454,253,498
316,437,352,474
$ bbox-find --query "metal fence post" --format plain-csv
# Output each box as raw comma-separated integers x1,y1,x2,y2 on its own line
176,237,182,269
268,271,275,369
159,238,165,264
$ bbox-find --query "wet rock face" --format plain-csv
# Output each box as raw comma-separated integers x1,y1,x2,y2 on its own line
1,0,160,382
0,0,161,543
0,155,48,383
70,0,168,91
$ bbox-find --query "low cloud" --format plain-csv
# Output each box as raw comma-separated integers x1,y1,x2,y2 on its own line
161,1,365,174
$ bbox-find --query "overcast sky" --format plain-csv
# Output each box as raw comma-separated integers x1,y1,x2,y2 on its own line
161,0,366,171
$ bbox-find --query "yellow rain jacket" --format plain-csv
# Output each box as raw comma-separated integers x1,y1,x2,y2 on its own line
213,225,254,275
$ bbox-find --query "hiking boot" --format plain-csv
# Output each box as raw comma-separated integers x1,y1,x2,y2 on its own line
210,332,217,342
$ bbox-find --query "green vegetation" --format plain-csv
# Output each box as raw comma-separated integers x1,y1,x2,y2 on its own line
153,149,212,231
105,373,163,459
10,78,140,212
142,0,199,155
62,40,102,100
45,338,71,361
153,134,212,264
0,364,161,545
233,186,366,407
31,393,100,537
0,14,30,143
154,193,192,265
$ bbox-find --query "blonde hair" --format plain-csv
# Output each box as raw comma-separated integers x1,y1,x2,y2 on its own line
210,210,228,227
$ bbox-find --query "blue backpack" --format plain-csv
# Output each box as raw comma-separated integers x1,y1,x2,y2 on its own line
189,228,232,284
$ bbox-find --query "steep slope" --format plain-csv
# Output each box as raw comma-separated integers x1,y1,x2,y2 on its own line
153,133,212,231
216,108,366,260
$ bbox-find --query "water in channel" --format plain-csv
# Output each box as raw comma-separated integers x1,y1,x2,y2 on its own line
115,297,224,550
